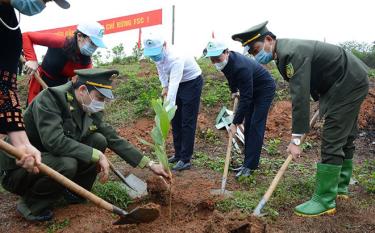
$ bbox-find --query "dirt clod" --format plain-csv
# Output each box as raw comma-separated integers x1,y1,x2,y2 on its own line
203,210,266,233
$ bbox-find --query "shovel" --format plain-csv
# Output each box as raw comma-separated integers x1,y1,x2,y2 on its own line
108,161,148,199
0,139,160,225
211,97,239,197
253,110,320,216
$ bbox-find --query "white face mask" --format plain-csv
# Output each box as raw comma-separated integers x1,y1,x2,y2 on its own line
81,89,105,113
215,58,228,71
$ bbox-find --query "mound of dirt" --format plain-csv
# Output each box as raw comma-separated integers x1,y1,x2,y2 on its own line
358,88,375,129
203,210,266,233
107,169,258,233
117,118,175,154
265,101,292,139
146,176,171,205
117,118,154,152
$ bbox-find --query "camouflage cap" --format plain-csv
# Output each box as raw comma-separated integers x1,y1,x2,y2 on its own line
75,68,119,100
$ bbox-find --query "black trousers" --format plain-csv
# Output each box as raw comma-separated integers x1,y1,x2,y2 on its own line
243,86,275,170
172,76,203,163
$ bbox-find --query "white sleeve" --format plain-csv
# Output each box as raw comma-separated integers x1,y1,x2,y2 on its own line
166,58,184,107
156,65,169,88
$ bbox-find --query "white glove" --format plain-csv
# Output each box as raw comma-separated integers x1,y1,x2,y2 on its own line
24,61,39,75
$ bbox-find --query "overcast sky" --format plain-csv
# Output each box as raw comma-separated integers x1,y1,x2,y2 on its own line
19,0,375,60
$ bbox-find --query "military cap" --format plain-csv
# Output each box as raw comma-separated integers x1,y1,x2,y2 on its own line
232,21,270,52
75,68,119,100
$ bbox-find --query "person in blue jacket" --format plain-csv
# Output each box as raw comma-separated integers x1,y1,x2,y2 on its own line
204,40,275,179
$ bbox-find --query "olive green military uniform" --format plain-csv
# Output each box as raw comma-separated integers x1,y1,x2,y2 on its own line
232,21,369,217
0,68,150,217
275,38,369,164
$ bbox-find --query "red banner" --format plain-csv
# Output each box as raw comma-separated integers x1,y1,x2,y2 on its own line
32,9,162,37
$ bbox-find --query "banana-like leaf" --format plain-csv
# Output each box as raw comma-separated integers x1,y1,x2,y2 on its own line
154,145,169,171
151,126,164,146
162,99,177,121
139,98,175,175
167,106,177,121
152,99,170,140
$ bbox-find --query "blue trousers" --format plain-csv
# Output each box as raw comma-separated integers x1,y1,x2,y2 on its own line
172,76,203,163
243,87,275,170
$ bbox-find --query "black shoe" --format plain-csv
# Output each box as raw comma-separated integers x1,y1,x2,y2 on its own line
231,165,243,172
172,160,191,171
235,167,253,180
63,189,86,204
168,156,180,163
16,201,53,222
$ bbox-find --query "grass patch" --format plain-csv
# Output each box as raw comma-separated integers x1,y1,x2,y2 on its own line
193,151,225,172
46,219,70,233
197,128,221,145
216,190,279,219
354,159,375,194
264,138,281,156
103,67,160,125
216,156,315,218
274,88,290,101
368,69,375,79
268,65,283,83
202,76,231,107
92,181,132,209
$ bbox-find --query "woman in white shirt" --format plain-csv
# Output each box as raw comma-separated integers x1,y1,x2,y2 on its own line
143,33,203,171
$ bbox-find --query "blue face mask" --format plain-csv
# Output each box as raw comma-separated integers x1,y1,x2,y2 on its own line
255,44,273,64
149,50,165,62
10,0,46,16
80,42,97,56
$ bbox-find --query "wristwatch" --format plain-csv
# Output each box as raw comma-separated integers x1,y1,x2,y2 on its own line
291,138,301,146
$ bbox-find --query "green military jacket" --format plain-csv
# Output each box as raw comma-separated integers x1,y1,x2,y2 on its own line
275,39,369,134
0,82,147,170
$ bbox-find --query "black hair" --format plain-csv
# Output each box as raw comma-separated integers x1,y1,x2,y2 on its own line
63,30,91,65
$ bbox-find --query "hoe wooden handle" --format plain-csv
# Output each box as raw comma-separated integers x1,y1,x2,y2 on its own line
253,110,320,216
0,140,128,216
220,97,239,193
33,71,48,89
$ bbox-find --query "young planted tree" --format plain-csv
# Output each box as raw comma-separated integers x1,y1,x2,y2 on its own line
139,98,176,220
140,98,176,176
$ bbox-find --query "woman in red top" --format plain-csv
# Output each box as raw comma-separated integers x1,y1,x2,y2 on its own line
23,21,106,104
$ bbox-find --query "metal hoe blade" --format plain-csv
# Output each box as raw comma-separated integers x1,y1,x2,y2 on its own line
210,188,233,197
113,206,161,225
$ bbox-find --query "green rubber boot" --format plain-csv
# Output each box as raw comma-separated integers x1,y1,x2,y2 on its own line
337,159,353,199
294,163,341,217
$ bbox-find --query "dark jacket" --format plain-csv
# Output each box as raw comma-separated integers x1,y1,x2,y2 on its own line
221,51,275,125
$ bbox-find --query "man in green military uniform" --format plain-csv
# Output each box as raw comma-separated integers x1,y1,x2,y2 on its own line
0,68,170,221
232,21,369,217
